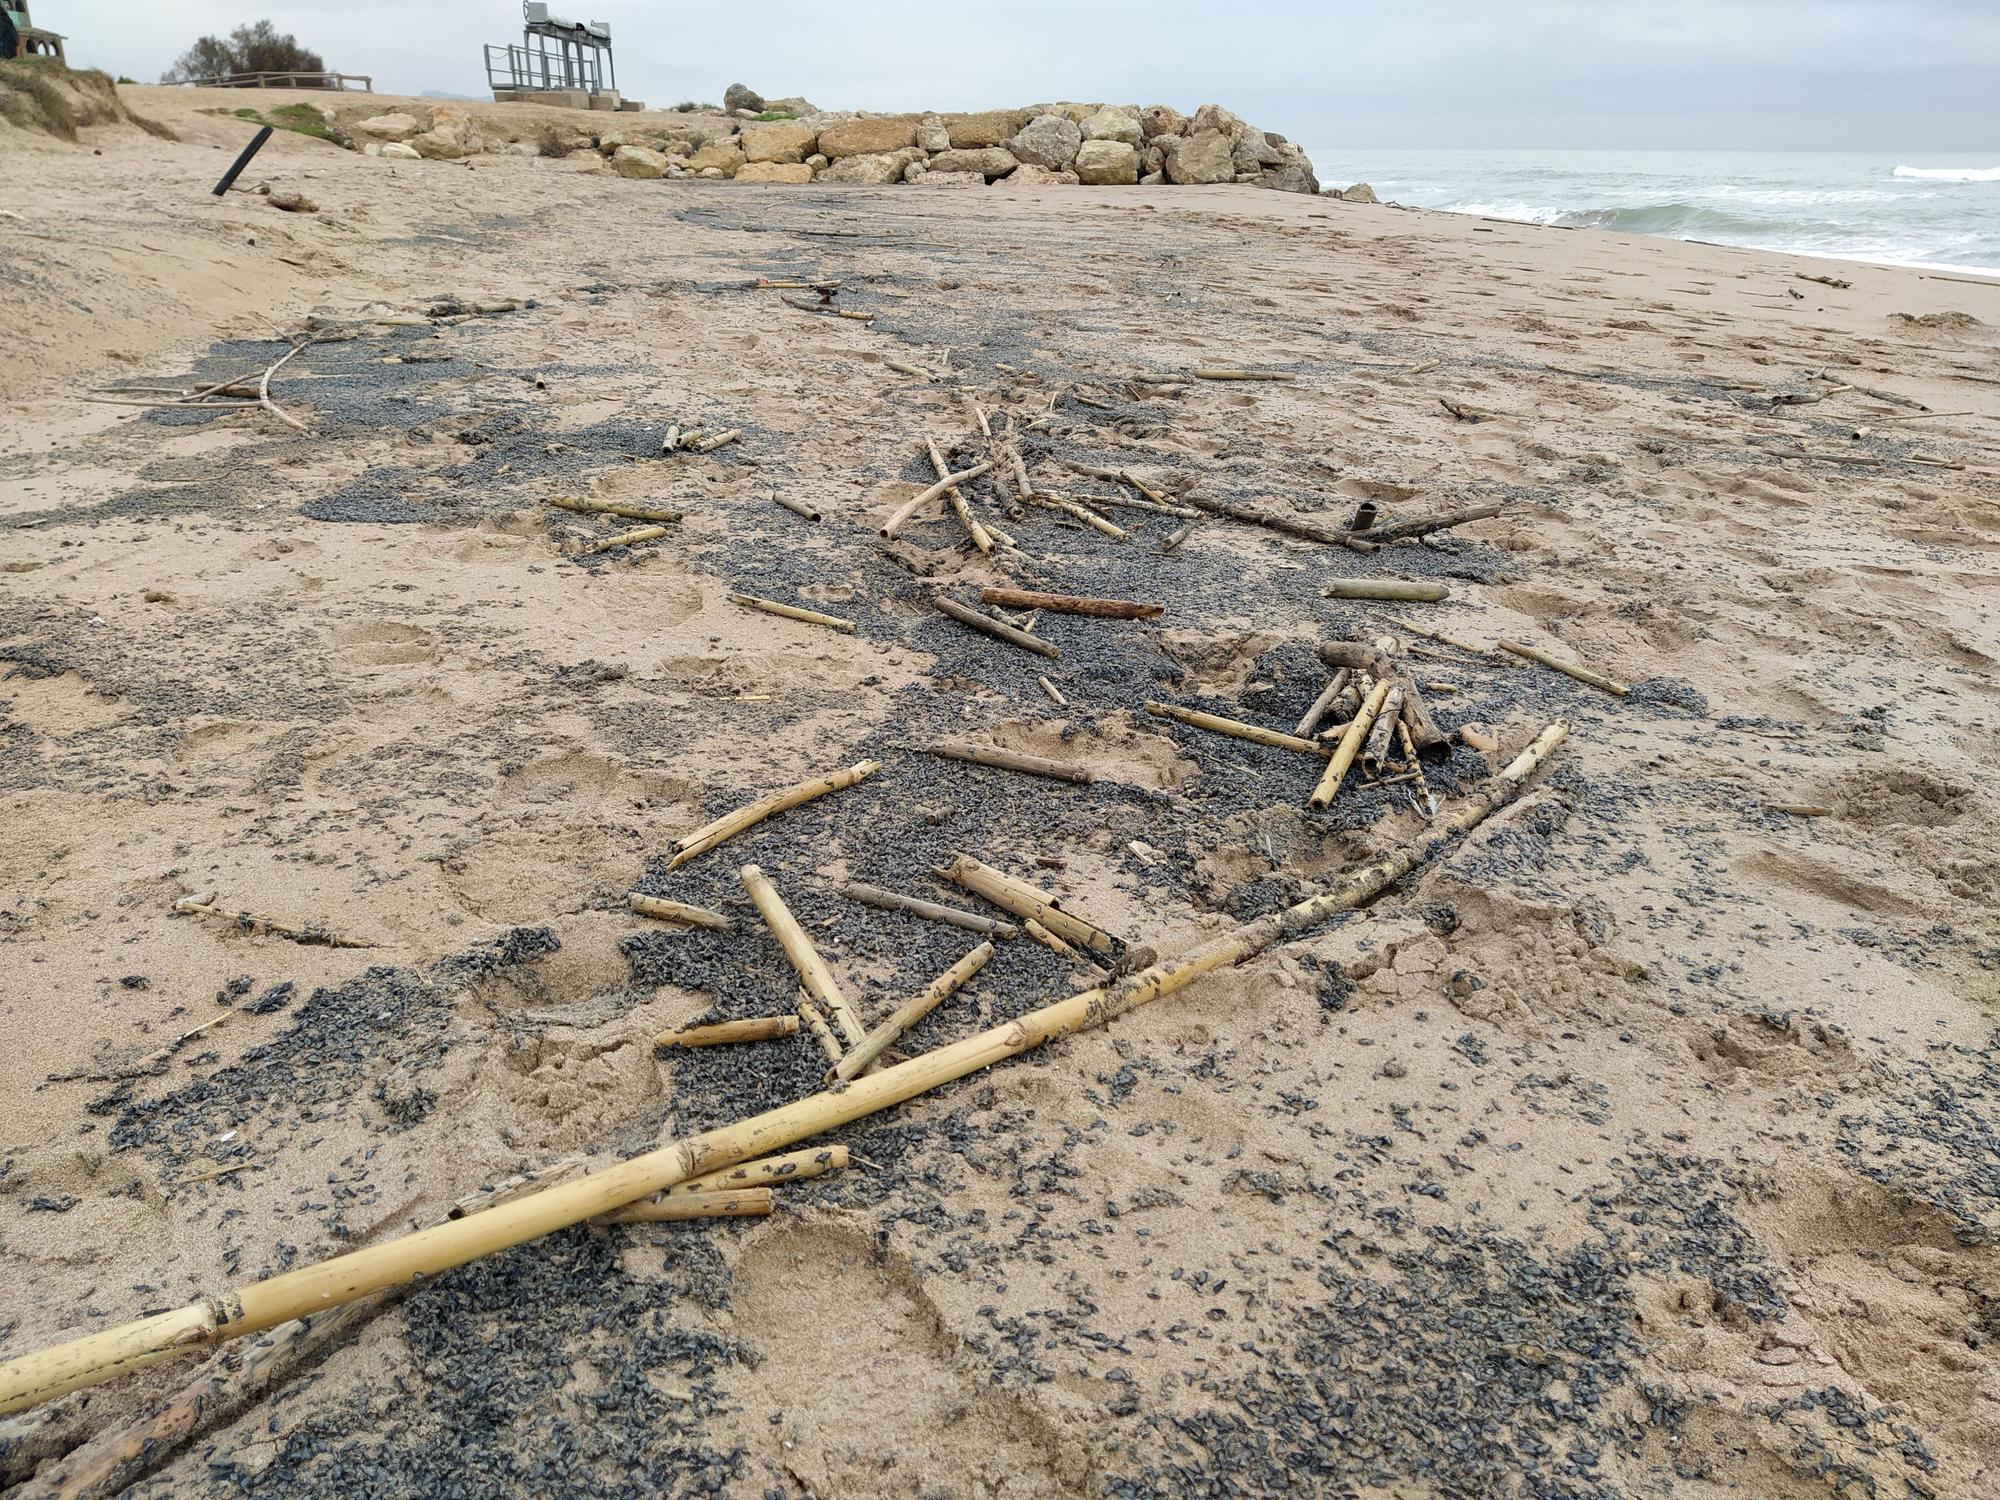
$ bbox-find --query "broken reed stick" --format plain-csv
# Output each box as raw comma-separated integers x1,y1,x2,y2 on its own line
1361,686,1406,769
254,340,311,434
949,487,995,553
939,854,1120,957
1767,802,1831,817
795,992,845,1064
1145,701,1329,758
1326,578,1450,602
655,1016,799,1049
691,429,741,454
627,894,733,930
1496,639,1629,697
1388,619,1499,659
934,595,1061,658
665,1144,849,1196
880,459,994,539
1179,491,1365,552
929,742,1096,784
1006,442,1036,499
665,759,881,871
1029,492,1129,540
978,587,1163,620
834,942,994,1082
1159,524,1191,552
1310,680,1392,810
1039,675,1069,707
0,725,1569,1419
772,492,822,522
1021,918,1093,967
1115,470,1203,518
171,898,367,950
547,496,685,524
1318,642,1450,755
838,882,1019,939
740,865,866,1047
597,1189,773,1225
1353,503,1506,544
1192,369,1297,382
726,592,856,634
582,525,668,555
1295,669,1352,737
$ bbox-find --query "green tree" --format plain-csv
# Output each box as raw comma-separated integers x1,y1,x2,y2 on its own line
161,21,328,85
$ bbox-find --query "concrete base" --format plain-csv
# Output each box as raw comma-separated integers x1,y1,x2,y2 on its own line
587,91,621,111
619,99,645,111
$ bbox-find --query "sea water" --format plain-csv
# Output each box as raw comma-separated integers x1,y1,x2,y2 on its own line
1305,149,2000,277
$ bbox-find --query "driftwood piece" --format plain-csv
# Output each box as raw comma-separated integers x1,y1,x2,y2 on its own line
740,865,866,1047
1319,642,1449,756
1310,680,1391,810
838,882,1019,938
0,726,1570,1420
726,592,856,633
1181,491,1369,552
1295,669,1352,737
880,459,995,539
691,429,741,454
655,1016,799,1049
833,942,995,1083
978,587,1162,620
1361,686,1406,769
1145,702,1329,757
934,595,1061,658
171,898,368,950
597,1189,773,1225
1352,502,1506,544
1032,493,1128,539
940,854,1121,957
1038,675,1068,707
929,742,1096,784
628,894,733,930
665,760,881,871
772,493,822,522
1326,578,1450,602
547,496,684,524
582,525,668,555
1497,639,1629,697
1192,369,1297,382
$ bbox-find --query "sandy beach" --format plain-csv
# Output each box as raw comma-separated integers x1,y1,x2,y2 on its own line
2,85,1999,1498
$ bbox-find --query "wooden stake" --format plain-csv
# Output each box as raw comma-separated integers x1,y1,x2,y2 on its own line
1145,701,1329,757
665,760,881,871
0,726,1568,1418
726,592,857,634
929,742,1097,784
939,854,1120,957
582,525,668,555
979,587,1162,620
833,942,994,1082
838,882,1019,938
628,894,734,931
1326,579,1450,602
655,1016,799,1049
740,865,865,1047
1295,669,1352,737
934,595,1061,658
880,459,994,539
1309,681,1392,809
548,496,685,524
597,1189,773,1225
1496,639,1629,697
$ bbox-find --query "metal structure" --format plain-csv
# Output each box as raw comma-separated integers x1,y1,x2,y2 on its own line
484,1,614,100
180,71,373,91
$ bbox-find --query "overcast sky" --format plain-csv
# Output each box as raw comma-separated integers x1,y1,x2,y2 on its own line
49,0,2000,151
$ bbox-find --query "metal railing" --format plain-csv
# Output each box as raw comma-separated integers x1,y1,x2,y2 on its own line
181,71,373,91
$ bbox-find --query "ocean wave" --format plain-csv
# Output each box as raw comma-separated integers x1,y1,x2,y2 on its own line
1893,164,2000,182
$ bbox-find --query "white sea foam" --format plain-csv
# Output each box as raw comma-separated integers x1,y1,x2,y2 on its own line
1893,165,2000,182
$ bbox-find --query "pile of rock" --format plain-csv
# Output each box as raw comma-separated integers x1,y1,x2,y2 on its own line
593,101,1317,193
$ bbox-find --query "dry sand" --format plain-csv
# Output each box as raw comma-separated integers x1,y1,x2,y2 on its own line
2,86,1998,1498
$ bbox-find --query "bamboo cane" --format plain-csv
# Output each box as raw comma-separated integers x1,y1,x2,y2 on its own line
934,595,1061,658
1038,675,1069,708
655,1016,799,1049
1309,681,1391,809
741,865,865,1047
1496,639,1629,697
1192,369,1297,382
929,439,995,554
1022,918,1096,968
1144,702,1330,757
597,1189,773,1225
726,593,856,634
663,1145,849,1196
795,992,845,1064
1361,687,1405,770
1295,669,1352,737
978,588,1163,620
1113,470,1202,518
928,742,1096,784
1034,493,1128,540
838,881,1019,938
691,429,741,454
879,459,994,539
582,525,668,555
0,725,1567,1418
834,942,993,1083
1325,579,1450,602
772,493,822,522
665,760,881,871
547,496,684,524
627,894,733,930
939,855,1120,956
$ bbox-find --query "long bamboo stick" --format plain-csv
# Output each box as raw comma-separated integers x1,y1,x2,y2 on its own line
834,942,994,1082
1325,579,1450,602
879,459,994,539
978,587,1163,620
740,865,865,1047
1496,639,1629,697
934,596,1061,658
726,592,857,634
928,742,1096,784
547,496,684,524
1144,701,1331,757
0,725,1567,1417
582,525,668,555
655,1016,799,1048
597,1189,773,1225
1309,680,1391,809
795,992,845,1064
664,1144,849,1196
839,882,1019,938
664,760,881,871
939,854,1120,956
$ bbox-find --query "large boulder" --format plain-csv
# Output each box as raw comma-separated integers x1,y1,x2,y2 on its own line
1008,163,1080,186
915,115,951,152
1009,113,1081,170
409,106,481,160
764,95,817,116
1139,104,1186,139
912,170,987,189
1164,129,1234,185
687,139,745,176
736,160,814,184
380,141,422,161
1262,143,1319,195
818,148,923,184
1080,105,1143,146
930,146,1020,180
1339,181,1379,203
611,144,667,179
1072,139,1139,185
1188,103,1246,141
353,111,425,142
723,83,764,114
1232,128,1282,171
944,109,1027,148
817,115,918,157
741,119,817,163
